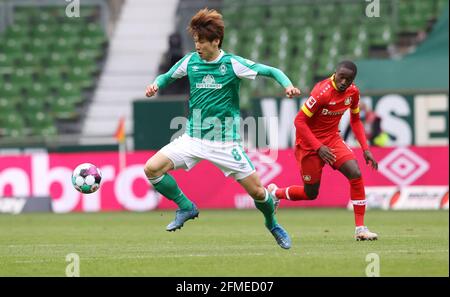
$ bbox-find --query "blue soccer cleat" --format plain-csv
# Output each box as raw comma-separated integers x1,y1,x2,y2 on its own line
166,203,199,232
270,224,292,249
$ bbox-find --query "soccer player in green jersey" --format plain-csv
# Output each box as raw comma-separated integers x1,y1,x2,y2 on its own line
144,8,301,249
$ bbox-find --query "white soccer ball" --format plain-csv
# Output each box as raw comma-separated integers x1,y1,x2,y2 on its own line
71,163,102,194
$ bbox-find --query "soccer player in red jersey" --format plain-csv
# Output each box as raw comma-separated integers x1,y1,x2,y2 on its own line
268,61,379,241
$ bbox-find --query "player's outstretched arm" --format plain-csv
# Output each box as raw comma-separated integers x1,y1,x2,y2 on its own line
231,57,301,97
145,53,193,98
256,64,301,97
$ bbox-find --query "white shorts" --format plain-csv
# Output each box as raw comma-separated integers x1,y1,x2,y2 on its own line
160,134,256,180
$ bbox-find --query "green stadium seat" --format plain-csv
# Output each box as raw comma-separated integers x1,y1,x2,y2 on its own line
0,97,16,117
31,123,58,138
54,23,80,38
47,52,71,70
13,9,34,24
37,71,62,93
347,40,369,59
1,38,25,54
24,111,57,137
0,53,15,75
369,24,393,46
66,67,94,89
351,26,369,43
223,29,239,53
83,23,106,42
341,3,366,23
71,52,97,73
28,82,50,99
0,4,107,140
33,23,59,39
270,6,288,20
27,37,50,55
297,71,314,90
23,96,46,114
1,114,27,138
0,82,22,98
52,37,79,53
317,56,337,78
50,97,78,120
10,69,34,88
414,1,435,20
315,4,335,28
17,52,41,68
79,37,104,56
58,82,82,98
4,24,29,39
36,11,54,24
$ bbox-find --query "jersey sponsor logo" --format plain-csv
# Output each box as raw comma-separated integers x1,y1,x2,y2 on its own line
192,66,199,71
345,97,352,105
219,63,227,75
321,108,346,116
329,101,336,105
196,75,223,89
306,96,316,109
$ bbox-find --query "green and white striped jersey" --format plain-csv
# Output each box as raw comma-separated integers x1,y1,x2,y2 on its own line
154,50,293,142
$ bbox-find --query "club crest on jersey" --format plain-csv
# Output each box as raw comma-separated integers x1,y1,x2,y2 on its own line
196,75,222,89
306,96,316,109
219,63,227,75
303,175,311,182
344,97,352,105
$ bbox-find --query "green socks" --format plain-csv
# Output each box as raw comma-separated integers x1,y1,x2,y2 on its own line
148,174,193,210
254,189,278,230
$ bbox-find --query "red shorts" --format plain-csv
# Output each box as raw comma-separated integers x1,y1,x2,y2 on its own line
295,137,356,184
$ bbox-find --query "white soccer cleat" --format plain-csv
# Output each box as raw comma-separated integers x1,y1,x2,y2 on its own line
267,183,280,213
355,226,378,241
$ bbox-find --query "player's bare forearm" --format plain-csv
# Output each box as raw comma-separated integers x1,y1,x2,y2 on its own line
363,149,378,170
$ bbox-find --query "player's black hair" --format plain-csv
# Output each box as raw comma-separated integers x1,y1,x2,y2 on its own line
336,60,357,76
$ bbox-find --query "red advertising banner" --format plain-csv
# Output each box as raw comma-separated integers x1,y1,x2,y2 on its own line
0,146,448,213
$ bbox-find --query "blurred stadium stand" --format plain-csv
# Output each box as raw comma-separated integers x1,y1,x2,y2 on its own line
0,0,448,149
168,0,448,107
80,0,178,144
0,0,179,149
0,0,110,145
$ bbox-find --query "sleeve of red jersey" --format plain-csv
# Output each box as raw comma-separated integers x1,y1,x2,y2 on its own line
349,89,369,151
295,86,324,151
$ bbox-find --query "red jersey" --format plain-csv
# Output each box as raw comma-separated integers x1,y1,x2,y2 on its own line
295,75,361,149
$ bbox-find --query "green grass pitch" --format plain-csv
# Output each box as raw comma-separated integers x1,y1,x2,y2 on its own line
0,209,448,276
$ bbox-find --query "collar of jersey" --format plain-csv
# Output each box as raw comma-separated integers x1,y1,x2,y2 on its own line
201,49,224,63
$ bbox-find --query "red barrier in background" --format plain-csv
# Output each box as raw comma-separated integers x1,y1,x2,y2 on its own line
0,146,448,212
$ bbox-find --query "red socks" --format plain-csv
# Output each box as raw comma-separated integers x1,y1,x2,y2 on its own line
274,186,309,201
273,177,367,227
349,177,366,227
